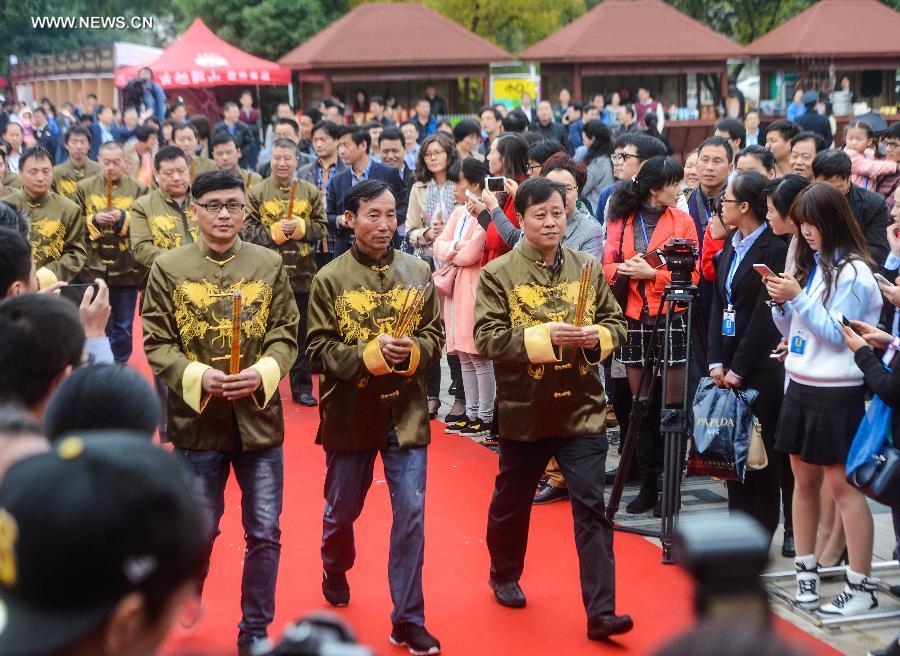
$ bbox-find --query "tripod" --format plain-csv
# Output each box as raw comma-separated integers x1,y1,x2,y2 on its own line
605,277,706,563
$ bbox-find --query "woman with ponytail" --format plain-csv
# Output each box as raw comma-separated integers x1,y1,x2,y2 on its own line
602,156,700,514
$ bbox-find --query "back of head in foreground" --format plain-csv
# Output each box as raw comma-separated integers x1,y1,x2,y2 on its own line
0,433,207,656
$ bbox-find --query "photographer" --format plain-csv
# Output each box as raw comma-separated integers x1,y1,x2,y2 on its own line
602,156,700,514
707,171,787,542
765,183,880,616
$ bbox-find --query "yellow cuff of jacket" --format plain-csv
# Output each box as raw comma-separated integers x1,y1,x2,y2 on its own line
362,337,421,376
118,211,131,238
35,267,58,290
524,323,560,364
582,325,617,365
182,361,212,414
269,219,306,246
86,217,102,241
363,337,392,376
250,356,282,408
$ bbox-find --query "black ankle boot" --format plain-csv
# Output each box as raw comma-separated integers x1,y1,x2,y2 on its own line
625,481,658,514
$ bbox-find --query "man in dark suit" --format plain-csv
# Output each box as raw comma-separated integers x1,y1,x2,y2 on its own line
795,91,832,147
326,127,407,256
373,127,413,249
813,149,890,268
212,101,257,170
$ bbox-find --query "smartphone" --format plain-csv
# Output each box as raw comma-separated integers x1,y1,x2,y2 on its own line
874,272,893,286
484,176,506,193
753,263,779,278
465,189,480,202
643,250,666,269
59,283,99,305
839,313,863,335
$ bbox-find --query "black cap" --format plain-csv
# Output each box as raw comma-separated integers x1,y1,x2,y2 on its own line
0,432,207,656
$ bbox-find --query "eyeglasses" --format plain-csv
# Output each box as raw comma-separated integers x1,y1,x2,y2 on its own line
611,153,640,163
423,149,446,159
527,163,541,174
196,201,245,214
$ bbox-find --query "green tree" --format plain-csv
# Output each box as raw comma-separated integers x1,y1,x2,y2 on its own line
173,0,348,61
667,0,814,44
352,0,588,53
0,0,178,74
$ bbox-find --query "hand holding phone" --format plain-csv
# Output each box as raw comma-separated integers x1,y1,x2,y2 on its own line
484,176,506,193
874,272,893,286
753,263,779,279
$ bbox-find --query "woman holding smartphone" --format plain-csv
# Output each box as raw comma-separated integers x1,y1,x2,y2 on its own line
707,171,787,542
765,183,881,617
602,156,700,514
481,133,529,264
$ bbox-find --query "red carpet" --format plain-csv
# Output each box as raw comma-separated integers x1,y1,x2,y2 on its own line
126,326,839,656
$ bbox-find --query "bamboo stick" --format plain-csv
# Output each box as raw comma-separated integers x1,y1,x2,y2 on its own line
105,169,113,209
230,291,242,375
285,180,298,221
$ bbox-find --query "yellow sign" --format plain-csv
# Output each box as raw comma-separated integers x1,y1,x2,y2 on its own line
492,77,540,109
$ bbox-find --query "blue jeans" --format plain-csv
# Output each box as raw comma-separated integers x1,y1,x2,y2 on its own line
322,429,427,625
106,284,138,364
174,445,284,645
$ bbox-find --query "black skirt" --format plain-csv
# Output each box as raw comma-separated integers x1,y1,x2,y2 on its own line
775,381,865,466
618,314,688,367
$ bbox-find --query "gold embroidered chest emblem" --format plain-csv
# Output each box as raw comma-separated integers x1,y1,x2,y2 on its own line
29,219,65,266
260,198,310,226
334,285,424,343
172,279,273,362
148,212,197,250
508,281,596,328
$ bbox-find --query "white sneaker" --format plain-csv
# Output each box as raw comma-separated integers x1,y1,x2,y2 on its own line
794,555,820,606
818,571,878,617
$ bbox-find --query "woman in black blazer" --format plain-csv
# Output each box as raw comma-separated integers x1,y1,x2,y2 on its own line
707,171,788,542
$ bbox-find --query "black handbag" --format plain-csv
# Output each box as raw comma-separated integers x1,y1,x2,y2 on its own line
847,442,900,508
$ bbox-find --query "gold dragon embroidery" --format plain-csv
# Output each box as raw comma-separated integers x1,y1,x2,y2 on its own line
56,179,78,200
172,279,273,362
334,285,423,344
259,198,310,226
507,281,596,328
148,212,197,250
29,219,65,266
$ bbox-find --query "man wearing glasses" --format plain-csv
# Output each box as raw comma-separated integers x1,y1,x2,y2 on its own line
243,138,328,407
878,123,900,210
142,169,299,656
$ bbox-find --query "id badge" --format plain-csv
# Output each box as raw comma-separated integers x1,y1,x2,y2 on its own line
789,329,808,356
722,306,736,336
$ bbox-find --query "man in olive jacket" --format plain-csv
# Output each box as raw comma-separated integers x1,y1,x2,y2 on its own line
142,170,298,654
474,176,632,641
306,180,443,656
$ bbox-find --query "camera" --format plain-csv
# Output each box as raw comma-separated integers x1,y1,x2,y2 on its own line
249,612,372,656
659,238,699,286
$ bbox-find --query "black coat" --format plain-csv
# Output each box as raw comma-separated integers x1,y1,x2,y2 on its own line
847,183,891,272
796,111,833,147
855,346,900,442
708,226,788,379
533,121,570,152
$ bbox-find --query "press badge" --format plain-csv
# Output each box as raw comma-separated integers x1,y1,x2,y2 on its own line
722,306,736,336
789,329,808,356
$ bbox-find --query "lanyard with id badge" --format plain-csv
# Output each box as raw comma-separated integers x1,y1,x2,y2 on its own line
722,247,745,336
789,262,819,356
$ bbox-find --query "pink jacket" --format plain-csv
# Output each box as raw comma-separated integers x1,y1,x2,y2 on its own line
846,147,898,190
433,205,486,355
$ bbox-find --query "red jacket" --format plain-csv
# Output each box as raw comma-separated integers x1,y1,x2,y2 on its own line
482,193,519,265
602,207,700,320
701,223,725,283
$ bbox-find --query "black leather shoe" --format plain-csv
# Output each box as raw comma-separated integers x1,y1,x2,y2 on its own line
625,485,658,515
587,614,634,640
489,578,526,608
295,392,317,407
533,483,569,505
781,528,796,558
605,466,640,486
322,570,349,607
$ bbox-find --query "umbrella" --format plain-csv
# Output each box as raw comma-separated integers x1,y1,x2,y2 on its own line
854,111,888,134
